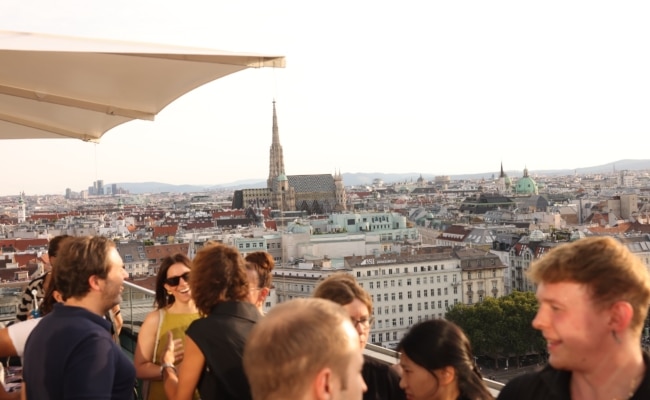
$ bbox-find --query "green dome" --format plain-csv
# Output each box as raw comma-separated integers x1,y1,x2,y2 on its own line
514,167,538,194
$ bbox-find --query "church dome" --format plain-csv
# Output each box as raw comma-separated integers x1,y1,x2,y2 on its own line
529,229,545,242
287,220,312,234
276,173,288,182
570,230,586,242
514,167,538,194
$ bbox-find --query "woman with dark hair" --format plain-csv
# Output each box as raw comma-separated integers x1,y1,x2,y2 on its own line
134,254,199,400
162,242,260,400
398,319,494,400
244,251,275,315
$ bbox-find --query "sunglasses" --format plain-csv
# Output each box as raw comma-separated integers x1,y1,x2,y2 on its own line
164,272,190,286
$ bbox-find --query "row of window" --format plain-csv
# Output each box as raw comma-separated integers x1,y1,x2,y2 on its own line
356,264,451,278
370,287,458,303
365,275,457,289
370,314,443,344
466,269,499,280
374,299,458,315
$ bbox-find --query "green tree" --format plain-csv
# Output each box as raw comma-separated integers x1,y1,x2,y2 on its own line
447,291,545,368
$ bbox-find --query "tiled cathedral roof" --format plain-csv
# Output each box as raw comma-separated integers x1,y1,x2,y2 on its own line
287,174,336,193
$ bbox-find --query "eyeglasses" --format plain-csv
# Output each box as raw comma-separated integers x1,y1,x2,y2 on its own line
165,272,190,286
351,316,374,330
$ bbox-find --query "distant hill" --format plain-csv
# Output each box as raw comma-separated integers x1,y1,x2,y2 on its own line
116,159,650,194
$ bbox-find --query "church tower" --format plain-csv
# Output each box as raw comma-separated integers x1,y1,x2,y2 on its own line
334,169,347,212
18,192,26,224
267,100,285,190
267,101,295,210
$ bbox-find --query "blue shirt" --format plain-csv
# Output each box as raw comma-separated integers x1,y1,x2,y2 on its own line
23,303,135,400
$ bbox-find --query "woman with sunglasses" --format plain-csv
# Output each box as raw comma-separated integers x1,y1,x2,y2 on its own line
134,254,199,400
162,242,260,400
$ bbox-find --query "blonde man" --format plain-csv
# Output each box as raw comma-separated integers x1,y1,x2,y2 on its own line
498,236,650,399
243,298,367,400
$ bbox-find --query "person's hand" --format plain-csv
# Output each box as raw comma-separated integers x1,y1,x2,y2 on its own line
172,337,184,364
162,331,176,366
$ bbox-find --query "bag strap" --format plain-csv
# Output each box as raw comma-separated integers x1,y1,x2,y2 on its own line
153,309,164,363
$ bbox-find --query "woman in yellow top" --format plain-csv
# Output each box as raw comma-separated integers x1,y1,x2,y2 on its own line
135,254,200,400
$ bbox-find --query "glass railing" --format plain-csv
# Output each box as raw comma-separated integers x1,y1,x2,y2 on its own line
120,281,503,397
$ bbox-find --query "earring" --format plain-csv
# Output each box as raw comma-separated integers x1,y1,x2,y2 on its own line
167,291,172,295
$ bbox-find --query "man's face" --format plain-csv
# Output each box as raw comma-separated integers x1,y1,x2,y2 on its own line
99,248,127,312
532,281,611,371
332,320,367,400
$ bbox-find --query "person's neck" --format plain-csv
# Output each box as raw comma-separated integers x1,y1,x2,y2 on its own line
167,299,198,314
571,342,645,400
64,297,106,317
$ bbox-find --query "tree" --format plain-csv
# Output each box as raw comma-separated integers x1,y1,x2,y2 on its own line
447,291,545,368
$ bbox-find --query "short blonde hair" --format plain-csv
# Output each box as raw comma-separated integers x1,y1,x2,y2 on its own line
243,298,354,400
529,236,650,331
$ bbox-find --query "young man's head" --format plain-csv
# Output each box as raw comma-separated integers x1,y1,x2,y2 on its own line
54,236,127,313
528,236,650,370
243,298,367,400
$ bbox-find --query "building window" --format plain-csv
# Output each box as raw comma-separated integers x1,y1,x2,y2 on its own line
408,304,413,312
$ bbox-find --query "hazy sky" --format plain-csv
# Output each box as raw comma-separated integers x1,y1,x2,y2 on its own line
1,1,649,196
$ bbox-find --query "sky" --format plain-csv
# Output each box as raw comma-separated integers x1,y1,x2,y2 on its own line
1,1,649,196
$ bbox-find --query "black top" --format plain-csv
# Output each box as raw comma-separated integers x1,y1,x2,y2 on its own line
362,355,406,400
186,301,261,400
498,351,650,400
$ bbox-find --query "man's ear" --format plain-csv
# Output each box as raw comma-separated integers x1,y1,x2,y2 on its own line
88,275,102,291
609,301,633,332
313,367,334,400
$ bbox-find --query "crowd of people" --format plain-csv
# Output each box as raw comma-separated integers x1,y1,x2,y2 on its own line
0,234,648,399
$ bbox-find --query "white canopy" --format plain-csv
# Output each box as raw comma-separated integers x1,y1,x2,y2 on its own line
0,30,285,142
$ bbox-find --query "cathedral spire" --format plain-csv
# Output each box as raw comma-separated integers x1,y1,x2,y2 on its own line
267,100,286,190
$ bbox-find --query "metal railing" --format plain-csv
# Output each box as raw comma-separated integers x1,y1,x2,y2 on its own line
120,281,503,397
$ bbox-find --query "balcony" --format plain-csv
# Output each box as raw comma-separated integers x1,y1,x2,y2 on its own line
119,281,503,398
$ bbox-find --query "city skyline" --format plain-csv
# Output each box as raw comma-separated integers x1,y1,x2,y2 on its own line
1,1,649,196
